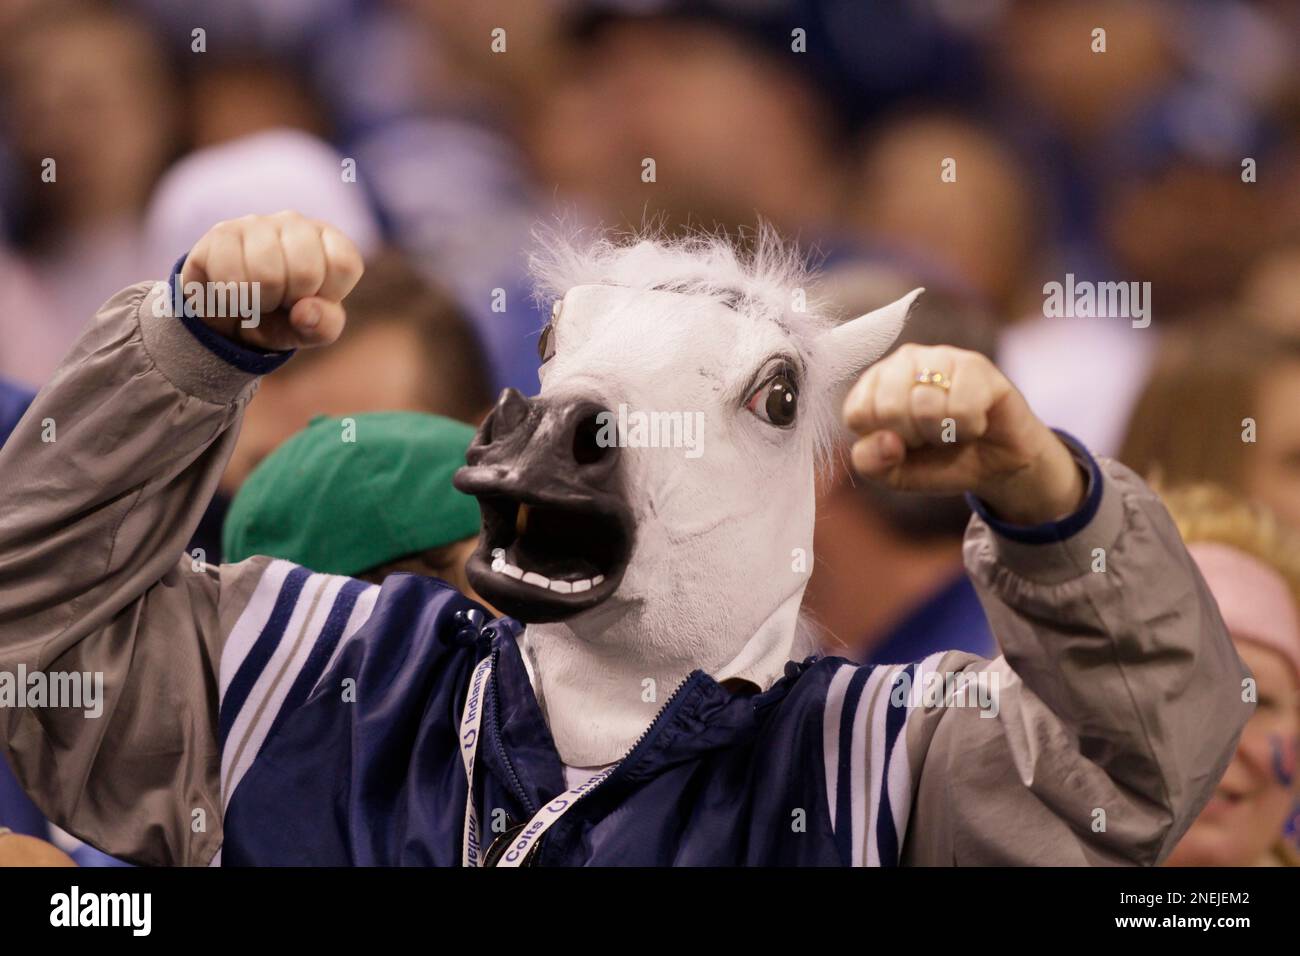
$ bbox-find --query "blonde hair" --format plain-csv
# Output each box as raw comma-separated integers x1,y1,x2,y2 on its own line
1119,320,1300,491
1159,483,1300,608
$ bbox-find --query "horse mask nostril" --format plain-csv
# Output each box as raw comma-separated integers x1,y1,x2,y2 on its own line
572,409,614,466
492,388,532,434
465,389,533,467
469,388,532,455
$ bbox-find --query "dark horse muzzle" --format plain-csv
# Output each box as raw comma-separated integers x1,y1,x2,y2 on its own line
453,388,635,623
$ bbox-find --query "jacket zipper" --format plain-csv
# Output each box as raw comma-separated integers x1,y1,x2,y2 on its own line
607,672,698,777
489,625,704,819
487,644,537,816
535,673,703,865
559,672,701,809
489,665,702,865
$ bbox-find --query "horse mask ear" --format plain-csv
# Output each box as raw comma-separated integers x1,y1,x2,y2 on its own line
819,288,925,390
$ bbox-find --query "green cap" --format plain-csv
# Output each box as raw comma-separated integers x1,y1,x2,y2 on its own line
223,412,482,576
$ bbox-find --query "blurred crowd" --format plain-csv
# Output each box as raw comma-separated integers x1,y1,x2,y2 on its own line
0,0,1297,867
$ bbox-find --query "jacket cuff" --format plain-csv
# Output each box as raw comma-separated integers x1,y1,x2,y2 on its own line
965,431,1125,585
166,254,294,376
136,280,262,405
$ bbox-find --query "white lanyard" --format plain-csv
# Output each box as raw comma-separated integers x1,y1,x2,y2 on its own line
458,656,493,867
459,653,615,867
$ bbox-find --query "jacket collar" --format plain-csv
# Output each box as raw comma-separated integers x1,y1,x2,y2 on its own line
479,620,814,813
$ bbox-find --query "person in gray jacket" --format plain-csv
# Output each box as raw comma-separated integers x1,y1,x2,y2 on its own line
0,212,1250,866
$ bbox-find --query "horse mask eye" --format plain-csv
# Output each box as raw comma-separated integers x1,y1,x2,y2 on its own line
746,370,799,428
537,324,557,365
538,299,562,366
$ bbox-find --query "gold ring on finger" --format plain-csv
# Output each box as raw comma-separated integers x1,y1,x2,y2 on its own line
913,368,952,391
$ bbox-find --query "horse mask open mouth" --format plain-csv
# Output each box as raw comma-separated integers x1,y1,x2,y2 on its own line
454,388,635,623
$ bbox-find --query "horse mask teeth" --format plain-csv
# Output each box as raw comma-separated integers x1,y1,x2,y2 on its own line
453,389,635,624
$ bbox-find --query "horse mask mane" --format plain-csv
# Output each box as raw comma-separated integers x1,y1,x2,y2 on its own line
454,229,921,766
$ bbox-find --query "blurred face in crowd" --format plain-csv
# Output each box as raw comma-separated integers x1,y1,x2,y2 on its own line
997,0,1175,143
1242,246,1300,338
850,117,1033,312
528,19,840,231
224,321,439,492
406,0,564,100
1246,358,1300,531
1104,165,1276,317
2,11,175,231
188,63,326,149
221,254,492,496
1167,640,1298,866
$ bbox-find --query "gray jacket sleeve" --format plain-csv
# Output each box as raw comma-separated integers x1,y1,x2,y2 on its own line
901,453,1252,865
0,281,274,866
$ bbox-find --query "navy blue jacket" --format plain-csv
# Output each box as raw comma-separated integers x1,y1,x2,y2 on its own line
220,566,910,866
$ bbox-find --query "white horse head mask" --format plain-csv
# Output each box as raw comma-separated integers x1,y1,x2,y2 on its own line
455,231,921,766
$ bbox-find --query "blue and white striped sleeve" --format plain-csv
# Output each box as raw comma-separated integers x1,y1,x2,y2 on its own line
216,560,379,812
821,652,949,867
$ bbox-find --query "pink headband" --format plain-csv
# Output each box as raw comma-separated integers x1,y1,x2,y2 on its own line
1188,542,1300,684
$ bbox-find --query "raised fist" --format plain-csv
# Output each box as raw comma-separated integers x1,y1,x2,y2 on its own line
843,343,1086,526
180,210,363,351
